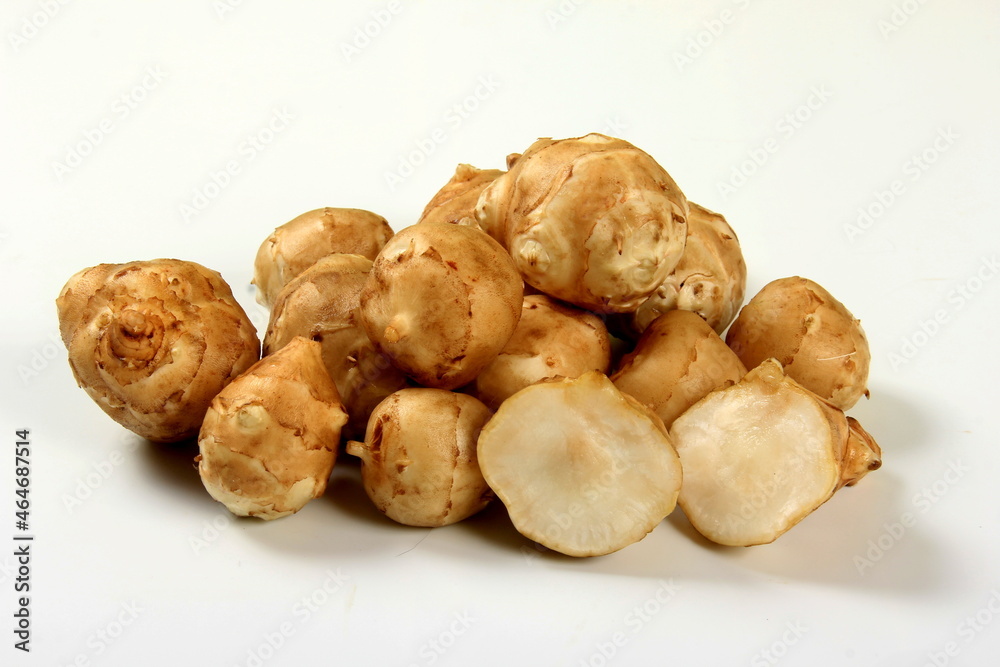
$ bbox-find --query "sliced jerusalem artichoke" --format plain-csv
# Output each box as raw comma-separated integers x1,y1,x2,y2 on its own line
472,294,611,410
358,222,523,390
417,163,503,228
346,388,493,527
725,276,870,410
263,253,409,438
55,259,260,443
477,371,683,557
627,202,746,336
252,207,393,308
475,133,689,313
668,359,881,547
611,310,746,429
197,337,348,520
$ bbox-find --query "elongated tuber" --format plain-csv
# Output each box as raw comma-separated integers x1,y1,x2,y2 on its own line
263,253,409,438
197,337,348,519
56,259,260,443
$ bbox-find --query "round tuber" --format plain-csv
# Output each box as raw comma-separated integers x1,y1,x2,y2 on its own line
56,259,260,443
611,309,746,428
475,133,688,312
473,294,611,410
358,222,523,390
252,207,393,308
725,276,871,410
628,201,746,336
346,388,494,527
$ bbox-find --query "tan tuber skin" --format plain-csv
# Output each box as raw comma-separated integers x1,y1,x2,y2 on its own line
612,310,746,428
473,294,611,410
56,259,260,443
252,207,393,308
627,202,747,336
475,133,689,313
263,254,410,438
358,222,523,390
417,163,504,228
726,276,871,410
197,337,348,520
346,388,494,527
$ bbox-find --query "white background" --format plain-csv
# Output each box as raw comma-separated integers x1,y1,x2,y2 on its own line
2,1,999,665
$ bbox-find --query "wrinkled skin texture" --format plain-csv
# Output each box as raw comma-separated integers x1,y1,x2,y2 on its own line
263,254,409,438
197,337,348,520
473,295,611,410
477,372,683,557
346,388,493,527
612,310,746,428
358,223,523,390
56,259,260,443
669,359,881,546
417,163,503,228
726,276,870,410
628,202,746,336
475,133,688,312
252,207,393,308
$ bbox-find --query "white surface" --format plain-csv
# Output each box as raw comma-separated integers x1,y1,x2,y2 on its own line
2,1,999,665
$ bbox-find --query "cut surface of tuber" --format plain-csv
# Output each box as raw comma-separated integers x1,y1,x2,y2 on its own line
477,371,682,557
669,359,881,546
